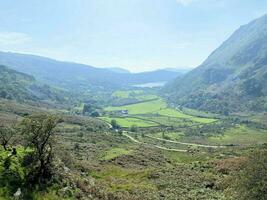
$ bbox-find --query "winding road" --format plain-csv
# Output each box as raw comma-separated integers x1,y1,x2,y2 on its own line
101,121,224,152
145,135,226,148
122,132,187,152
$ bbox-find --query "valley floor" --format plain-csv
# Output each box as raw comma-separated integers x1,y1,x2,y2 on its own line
0,89,266,199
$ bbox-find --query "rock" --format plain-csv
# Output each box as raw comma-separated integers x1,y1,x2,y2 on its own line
64,166,70,173
13,188,22,199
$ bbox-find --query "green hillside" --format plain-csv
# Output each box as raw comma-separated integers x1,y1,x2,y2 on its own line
0,65,66,104
0,51,182,91
165,14,267,114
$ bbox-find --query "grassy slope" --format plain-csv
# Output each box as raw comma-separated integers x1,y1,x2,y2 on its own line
101,147,133,160
105,99,166,115
1,87,266,199
100,116,158,127
112,90,158,101
105,98,216,124
208,125,267,145
155,108,217,123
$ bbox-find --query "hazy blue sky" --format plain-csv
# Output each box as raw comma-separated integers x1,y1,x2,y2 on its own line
0,0,266,72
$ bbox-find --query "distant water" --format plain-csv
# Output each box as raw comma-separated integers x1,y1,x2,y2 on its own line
133,81,166,88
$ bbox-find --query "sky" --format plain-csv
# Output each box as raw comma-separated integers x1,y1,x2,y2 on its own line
0,0,266,72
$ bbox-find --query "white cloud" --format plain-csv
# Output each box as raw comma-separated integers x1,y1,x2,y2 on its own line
176,0,195,6
0,32,31,46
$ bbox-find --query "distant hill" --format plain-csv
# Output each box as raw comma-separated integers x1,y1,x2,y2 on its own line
106,67,131,74
164,14,267,114
0,65,66,104
0,51,181,91
162,67,192,74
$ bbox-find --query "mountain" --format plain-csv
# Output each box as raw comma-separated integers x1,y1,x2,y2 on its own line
165,14,267,114
129,69,183,84
0,51,181,90
0,65,67,104
106,67,131,74
162,67,192,74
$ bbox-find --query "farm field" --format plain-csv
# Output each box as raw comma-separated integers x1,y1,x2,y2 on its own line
154,108,217,123
105,93,216,125
1,6,267,200
112,90,158,101
100,116,159,127
105,99,166,115
112,90,144,98
1,88,266,200
101,89,267,151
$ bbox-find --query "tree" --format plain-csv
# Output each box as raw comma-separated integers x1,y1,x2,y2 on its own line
20,114,59,185
130,125,138,132
82,104,93,115
0,125,16,150
90,111,100,117
111,119,120,129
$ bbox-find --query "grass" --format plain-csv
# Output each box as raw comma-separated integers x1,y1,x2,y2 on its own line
57,122,81,131
249,114,267,125
165,151,210,164
112,90,158,101
100,117,158,127
105,99,166,115
90,165,154,192
31,190,69,200
208,125,267,145
101,147,133,160
181,107,220,118
149,132,185,141
112,90,144,98
106,96,216,124
140,116,196,127
155,108,217,123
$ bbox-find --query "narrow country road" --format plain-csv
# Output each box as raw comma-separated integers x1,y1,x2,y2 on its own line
146,135,226,148
122,131,141,144
122,131,187,152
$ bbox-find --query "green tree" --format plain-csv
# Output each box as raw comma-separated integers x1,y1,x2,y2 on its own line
0,125,16,150
20,114,59,185
111,119,120,129
90,111,100,117
130,125,138,132
82,104,93,114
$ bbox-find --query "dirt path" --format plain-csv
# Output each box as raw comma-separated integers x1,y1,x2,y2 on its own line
146,135,226,148
122,132,187,152
122,132,141,144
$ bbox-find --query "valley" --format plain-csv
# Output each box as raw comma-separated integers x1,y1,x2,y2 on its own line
1,84,266,199
0,5,267,200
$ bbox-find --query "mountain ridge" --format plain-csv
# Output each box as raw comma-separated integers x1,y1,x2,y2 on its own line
0,65,66,104
0,51,182,91
164,14,267,114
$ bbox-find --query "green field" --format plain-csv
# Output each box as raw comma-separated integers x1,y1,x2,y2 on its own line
101,147,133,160
105,99,166,115
148,132,185,141
112,90,158,101
112,90,144,98
105,97,216,124
90,165,154,192
154,108,217,123
100,116,158,127
208,125,267,145
138,116,196,127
